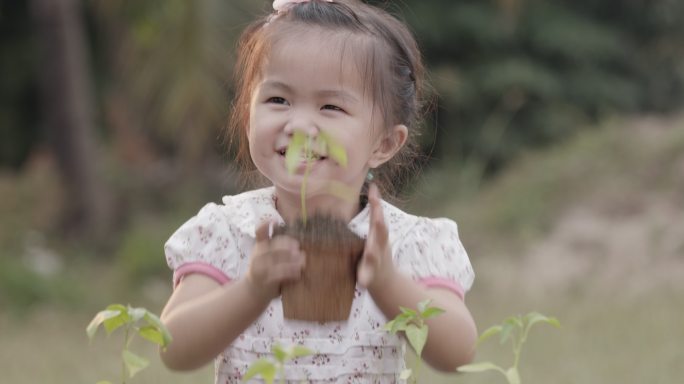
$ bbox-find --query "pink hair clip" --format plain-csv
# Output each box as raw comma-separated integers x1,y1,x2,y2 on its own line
273,0,333,13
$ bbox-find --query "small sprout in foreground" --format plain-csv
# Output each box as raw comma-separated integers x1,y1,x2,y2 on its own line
242,343,314,384
284,131,350,222
384,299,445,383
457,311,560,384
87,304,172,384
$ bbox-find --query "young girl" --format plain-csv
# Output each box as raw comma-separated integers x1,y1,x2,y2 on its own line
160,0,476,382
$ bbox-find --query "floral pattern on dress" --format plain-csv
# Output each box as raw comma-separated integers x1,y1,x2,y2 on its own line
165,187,474,383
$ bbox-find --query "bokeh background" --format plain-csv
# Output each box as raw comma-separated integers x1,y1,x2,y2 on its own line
1,0,683,383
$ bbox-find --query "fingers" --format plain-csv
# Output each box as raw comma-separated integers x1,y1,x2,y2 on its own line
256,226,306,278
357,263,372,287
368,183,388,248
272,239,305,267
255,221,272,242
358,183,394,289
256,221,303,261
273,259,306,282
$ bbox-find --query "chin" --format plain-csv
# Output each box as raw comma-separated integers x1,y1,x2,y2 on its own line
273,177,331,196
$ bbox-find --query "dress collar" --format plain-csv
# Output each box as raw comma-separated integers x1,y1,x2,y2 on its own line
224,186,372,240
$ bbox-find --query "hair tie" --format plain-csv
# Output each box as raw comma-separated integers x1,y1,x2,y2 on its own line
273,0,333,13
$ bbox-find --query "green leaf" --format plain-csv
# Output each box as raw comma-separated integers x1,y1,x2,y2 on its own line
311,135,327,157
288,345,313,359
399,306,417,317
500,322,516,345
285,132,306,174
405,324,428,357
122,350,149,378
421,307,445,320
243,358,277,384
525,312,561,329
138,325,165,346
143,311,163,327
105,304,127,313
457,361,506,374
96,381,113,384
547,317,561,328
127,306,146,322
506,366,521,384
86,309,122,340
477,325,502,345
103,304,131,334
508,315,525,328
144,312,172,346
384,314,411,334
504,315,524,329
325,138,347,167
417,299,432,313
383,319,396,332
400,369,413,380
272,344,287,363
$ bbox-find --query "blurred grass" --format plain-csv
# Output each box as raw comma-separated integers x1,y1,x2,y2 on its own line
1,115,683,382
1,285,681,384
0,307,214,383
412,114,684,253
418,288,684,384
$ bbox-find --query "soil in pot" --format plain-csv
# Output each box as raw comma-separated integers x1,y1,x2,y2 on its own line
274,214,365,322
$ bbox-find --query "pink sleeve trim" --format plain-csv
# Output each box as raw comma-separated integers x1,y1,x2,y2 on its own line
173,262,231,288
418,277,465,301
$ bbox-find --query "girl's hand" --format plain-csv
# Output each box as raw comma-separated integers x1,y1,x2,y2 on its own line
357,183,397,291
246,222,306,302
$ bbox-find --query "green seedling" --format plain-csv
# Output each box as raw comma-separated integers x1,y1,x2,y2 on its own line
284,131,350,223
242,343,314,384
457,312,560,384
86,304,172,384
384,299,445,382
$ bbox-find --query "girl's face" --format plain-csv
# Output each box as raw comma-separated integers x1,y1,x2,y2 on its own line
248,31,402,212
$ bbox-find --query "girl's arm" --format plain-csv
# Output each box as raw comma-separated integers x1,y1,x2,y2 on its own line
368,272,477,371
160,222,306,371
159,274,271,370
358,184,477,371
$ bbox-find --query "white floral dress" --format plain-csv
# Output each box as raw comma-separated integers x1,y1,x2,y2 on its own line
165,187,474,383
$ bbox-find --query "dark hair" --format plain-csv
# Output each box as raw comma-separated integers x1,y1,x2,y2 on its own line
227,0,428,197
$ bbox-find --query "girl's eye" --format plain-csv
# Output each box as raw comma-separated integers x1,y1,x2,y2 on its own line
322,104,345,112
267,97,288,105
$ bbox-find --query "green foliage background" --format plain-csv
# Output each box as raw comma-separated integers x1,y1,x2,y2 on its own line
2,0,683,172
402,0,684,170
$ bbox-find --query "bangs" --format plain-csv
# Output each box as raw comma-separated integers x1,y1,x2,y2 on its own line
342,33,394,131
265,23,394,132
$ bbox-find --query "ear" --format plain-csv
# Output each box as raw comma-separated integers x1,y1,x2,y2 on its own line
368,124,408,168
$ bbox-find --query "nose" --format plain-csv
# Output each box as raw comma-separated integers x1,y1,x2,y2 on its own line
283,109,319,137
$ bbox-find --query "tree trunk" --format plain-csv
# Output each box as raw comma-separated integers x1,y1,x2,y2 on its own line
30,0,108,240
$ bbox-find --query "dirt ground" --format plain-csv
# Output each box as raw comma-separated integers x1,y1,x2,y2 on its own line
475,116,684,304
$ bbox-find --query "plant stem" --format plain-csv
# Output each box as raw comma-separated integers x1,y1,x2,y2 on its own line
122,326,130,384
513,322,531,370
301,138,311,224
413,360,422,384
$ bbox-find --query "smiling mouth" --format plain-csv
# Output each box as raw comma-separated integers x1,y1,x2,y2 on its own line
277,148,328,161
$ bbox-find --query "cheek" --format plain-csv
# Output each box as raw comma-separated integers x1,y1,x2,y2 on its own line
247,114,272,158
247,130,263,160
246,114,259,152
247,108,263,142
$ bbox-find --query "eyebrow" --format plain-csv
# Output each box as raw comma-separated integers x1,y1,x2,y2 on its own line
260,80,359,103
260,80,292,92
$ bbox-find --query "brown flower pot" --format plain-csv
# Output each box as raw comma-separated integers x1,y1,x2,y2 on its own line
274,214,365,322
